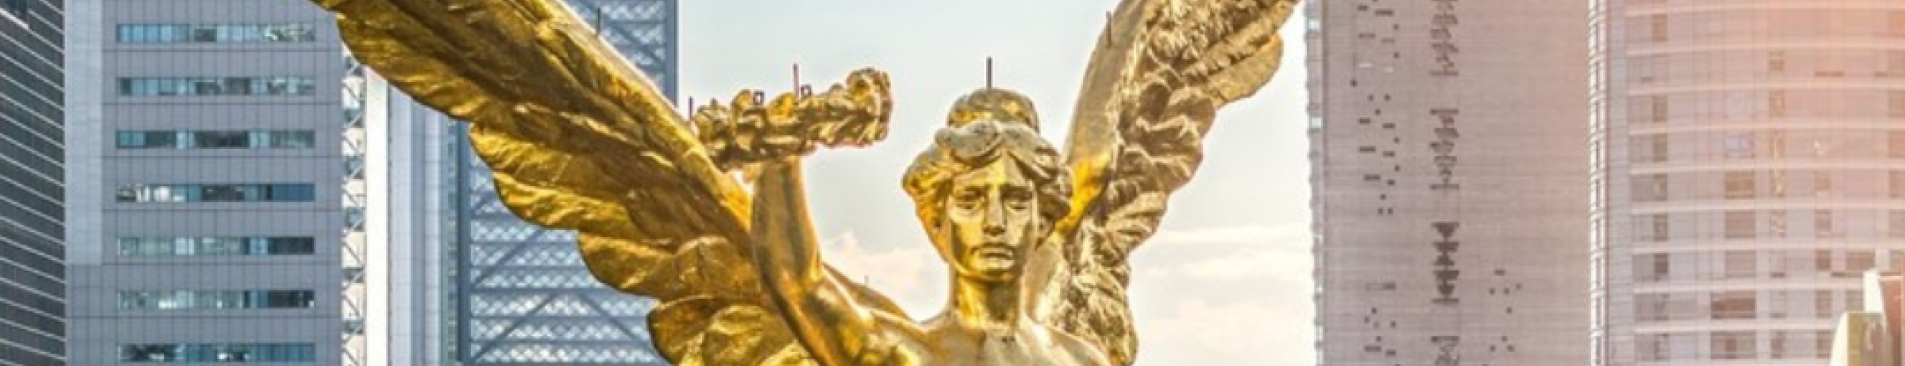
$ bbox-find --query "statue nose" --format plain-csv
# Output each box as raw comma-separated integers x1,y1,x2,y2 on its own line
984,222,1006,236
983,201,1007,236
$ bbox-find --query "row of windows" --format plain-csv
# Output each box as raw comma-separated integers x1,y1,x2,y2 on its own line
1630,50,1905,85
1633,209,1905,242
117,236,315,257
1632,249,1895,283
1630,91,1905,124
116,130,316,150
1632,170,1905,203
1635,289,1861,323
1637,330,1835,361
119,77,316,97
116,184,316,203
1631,130,1905,163
116,24,316,43
121,343,316,362
118,290,316,310
1637,10,1905,44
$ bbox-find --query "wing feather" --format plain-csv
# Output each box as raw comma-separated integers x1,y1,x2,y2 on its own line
315,0,902,363
1037,0,1298,364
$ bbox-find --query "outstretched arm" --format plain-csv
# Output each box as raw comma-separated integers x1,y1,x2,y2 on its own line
749,158,902,365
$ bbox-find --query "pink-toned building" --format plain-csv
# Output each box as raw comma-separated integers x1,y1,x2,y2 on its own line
1308,0,1590,364
1590,1,1905,364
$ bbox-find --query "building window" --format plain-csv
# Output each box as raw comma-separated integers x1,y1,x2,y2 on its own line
1650,96,1668,123
1767,131,1787,159
1724,132,1756,159
1816,210,1840,238
121,343,316,362
1849,252,1877,275
1770,170,1788,197
1711,331,1757,359
1634,174,1668,202
116,24,316,43
0,0,24,27
1724,171,1755,199
1893,172,1905,198
1892,211,1905,239
1815,172,1834,197
1768,210,1788,238
118,77,316,96
193,131,250,149
116,184,316,203
1650,14,1668,43
117,236,315,256
1769,90,1787,118
1710,291,1756,319
117,130,314,150
1889,51,1905,77
1650,213,1669,242
116,131,179,149
1893,92,1905,119
118,290,316,310
1724,211,1755,239
1636,253,1670,283
1724,251,1757,279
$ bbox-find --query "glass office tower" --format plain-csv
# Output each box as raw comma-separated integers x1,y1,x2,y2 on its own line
1591,1,1905,364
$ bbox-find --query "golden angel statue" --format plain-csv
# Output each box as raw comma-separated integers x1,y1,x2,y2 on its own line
312,0,1295,363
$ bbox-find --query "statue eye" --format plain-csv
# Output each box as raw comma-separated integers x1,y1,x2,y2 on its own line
1003,190,1033,210
953,190,984,210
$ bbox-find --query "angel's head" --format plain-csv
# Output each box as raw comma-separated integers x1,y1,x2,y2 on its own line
903,88,1071,284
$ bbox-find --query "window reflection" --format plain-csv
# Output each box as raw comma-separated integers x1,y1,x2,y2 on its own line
118,77,316,96
116,24,316,43
120,343,316,362
118,290,315,310
118,236,316,256
116,184,317,203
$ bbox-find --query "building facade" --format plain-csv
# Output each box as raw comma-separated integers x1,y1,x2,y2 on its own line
62,0,352,363
0,0,65,364
1590,1,1905,364
443,0,677,364
1307,0,1590,364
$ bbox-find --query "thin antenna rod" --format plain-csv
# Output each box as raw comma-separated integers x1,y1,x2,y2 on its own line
986,57,994,88
793,63,801,90
593,6,605,35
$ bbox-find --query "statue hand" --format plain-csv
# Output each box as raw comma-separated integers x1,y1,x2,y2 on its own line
692,68,892,171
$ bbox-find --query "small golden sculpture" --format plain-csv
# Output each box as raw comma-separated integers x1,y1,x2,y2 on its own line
311,0,1296,363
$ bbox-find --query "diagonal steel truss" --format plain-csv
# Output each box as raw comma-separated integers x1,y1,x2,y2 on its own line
452,0,676,364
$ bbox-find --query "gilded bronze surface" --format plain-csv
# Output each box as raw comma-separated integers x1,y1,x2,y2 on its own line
313,0,1296,363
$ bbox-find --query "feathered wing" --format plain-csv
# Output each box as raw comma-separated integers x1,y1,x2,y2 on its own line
1030,0,1300,364
313,0,903,364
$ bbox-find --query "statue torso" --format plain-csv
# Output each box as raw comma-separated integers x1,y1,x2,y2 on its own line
855,314,1110,366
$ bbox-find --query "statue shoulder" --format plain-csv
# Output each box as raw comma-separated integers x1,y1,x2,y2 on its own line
1044,323,1116,365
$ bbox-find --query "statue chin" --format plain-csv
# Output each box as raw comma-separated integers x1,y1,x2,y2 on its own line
958,262,1021,284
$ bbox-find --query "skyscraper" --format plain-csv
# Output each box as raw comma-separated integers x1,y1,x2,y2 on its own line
62,0,351,363
442,0,676,363
1,0,65,364
1590,2,1905,364
1307,0,1589,364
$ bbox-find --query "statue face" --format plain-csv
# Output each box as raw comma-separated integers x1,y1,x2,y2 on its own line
939,158,1039,283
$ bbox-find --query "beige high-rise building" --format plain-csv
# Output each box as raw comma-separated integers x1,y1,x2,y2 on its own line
1590,1,1905,365
1307,0,1590,365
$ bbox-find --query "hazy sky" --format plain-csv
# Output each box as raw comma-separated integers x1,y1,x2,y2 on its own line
675,2,1314,364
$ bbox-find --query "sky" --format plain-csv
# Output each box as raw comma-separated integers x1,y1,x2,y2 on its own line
674,2,1315,364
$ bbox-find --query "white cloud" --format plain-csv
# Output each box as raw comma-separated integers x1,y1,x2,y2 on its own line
1128,223,1316,365
819,231,948,317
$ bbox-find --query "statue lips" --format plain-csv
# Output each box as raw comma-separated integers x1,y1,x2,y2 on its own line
972,243,1017,270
